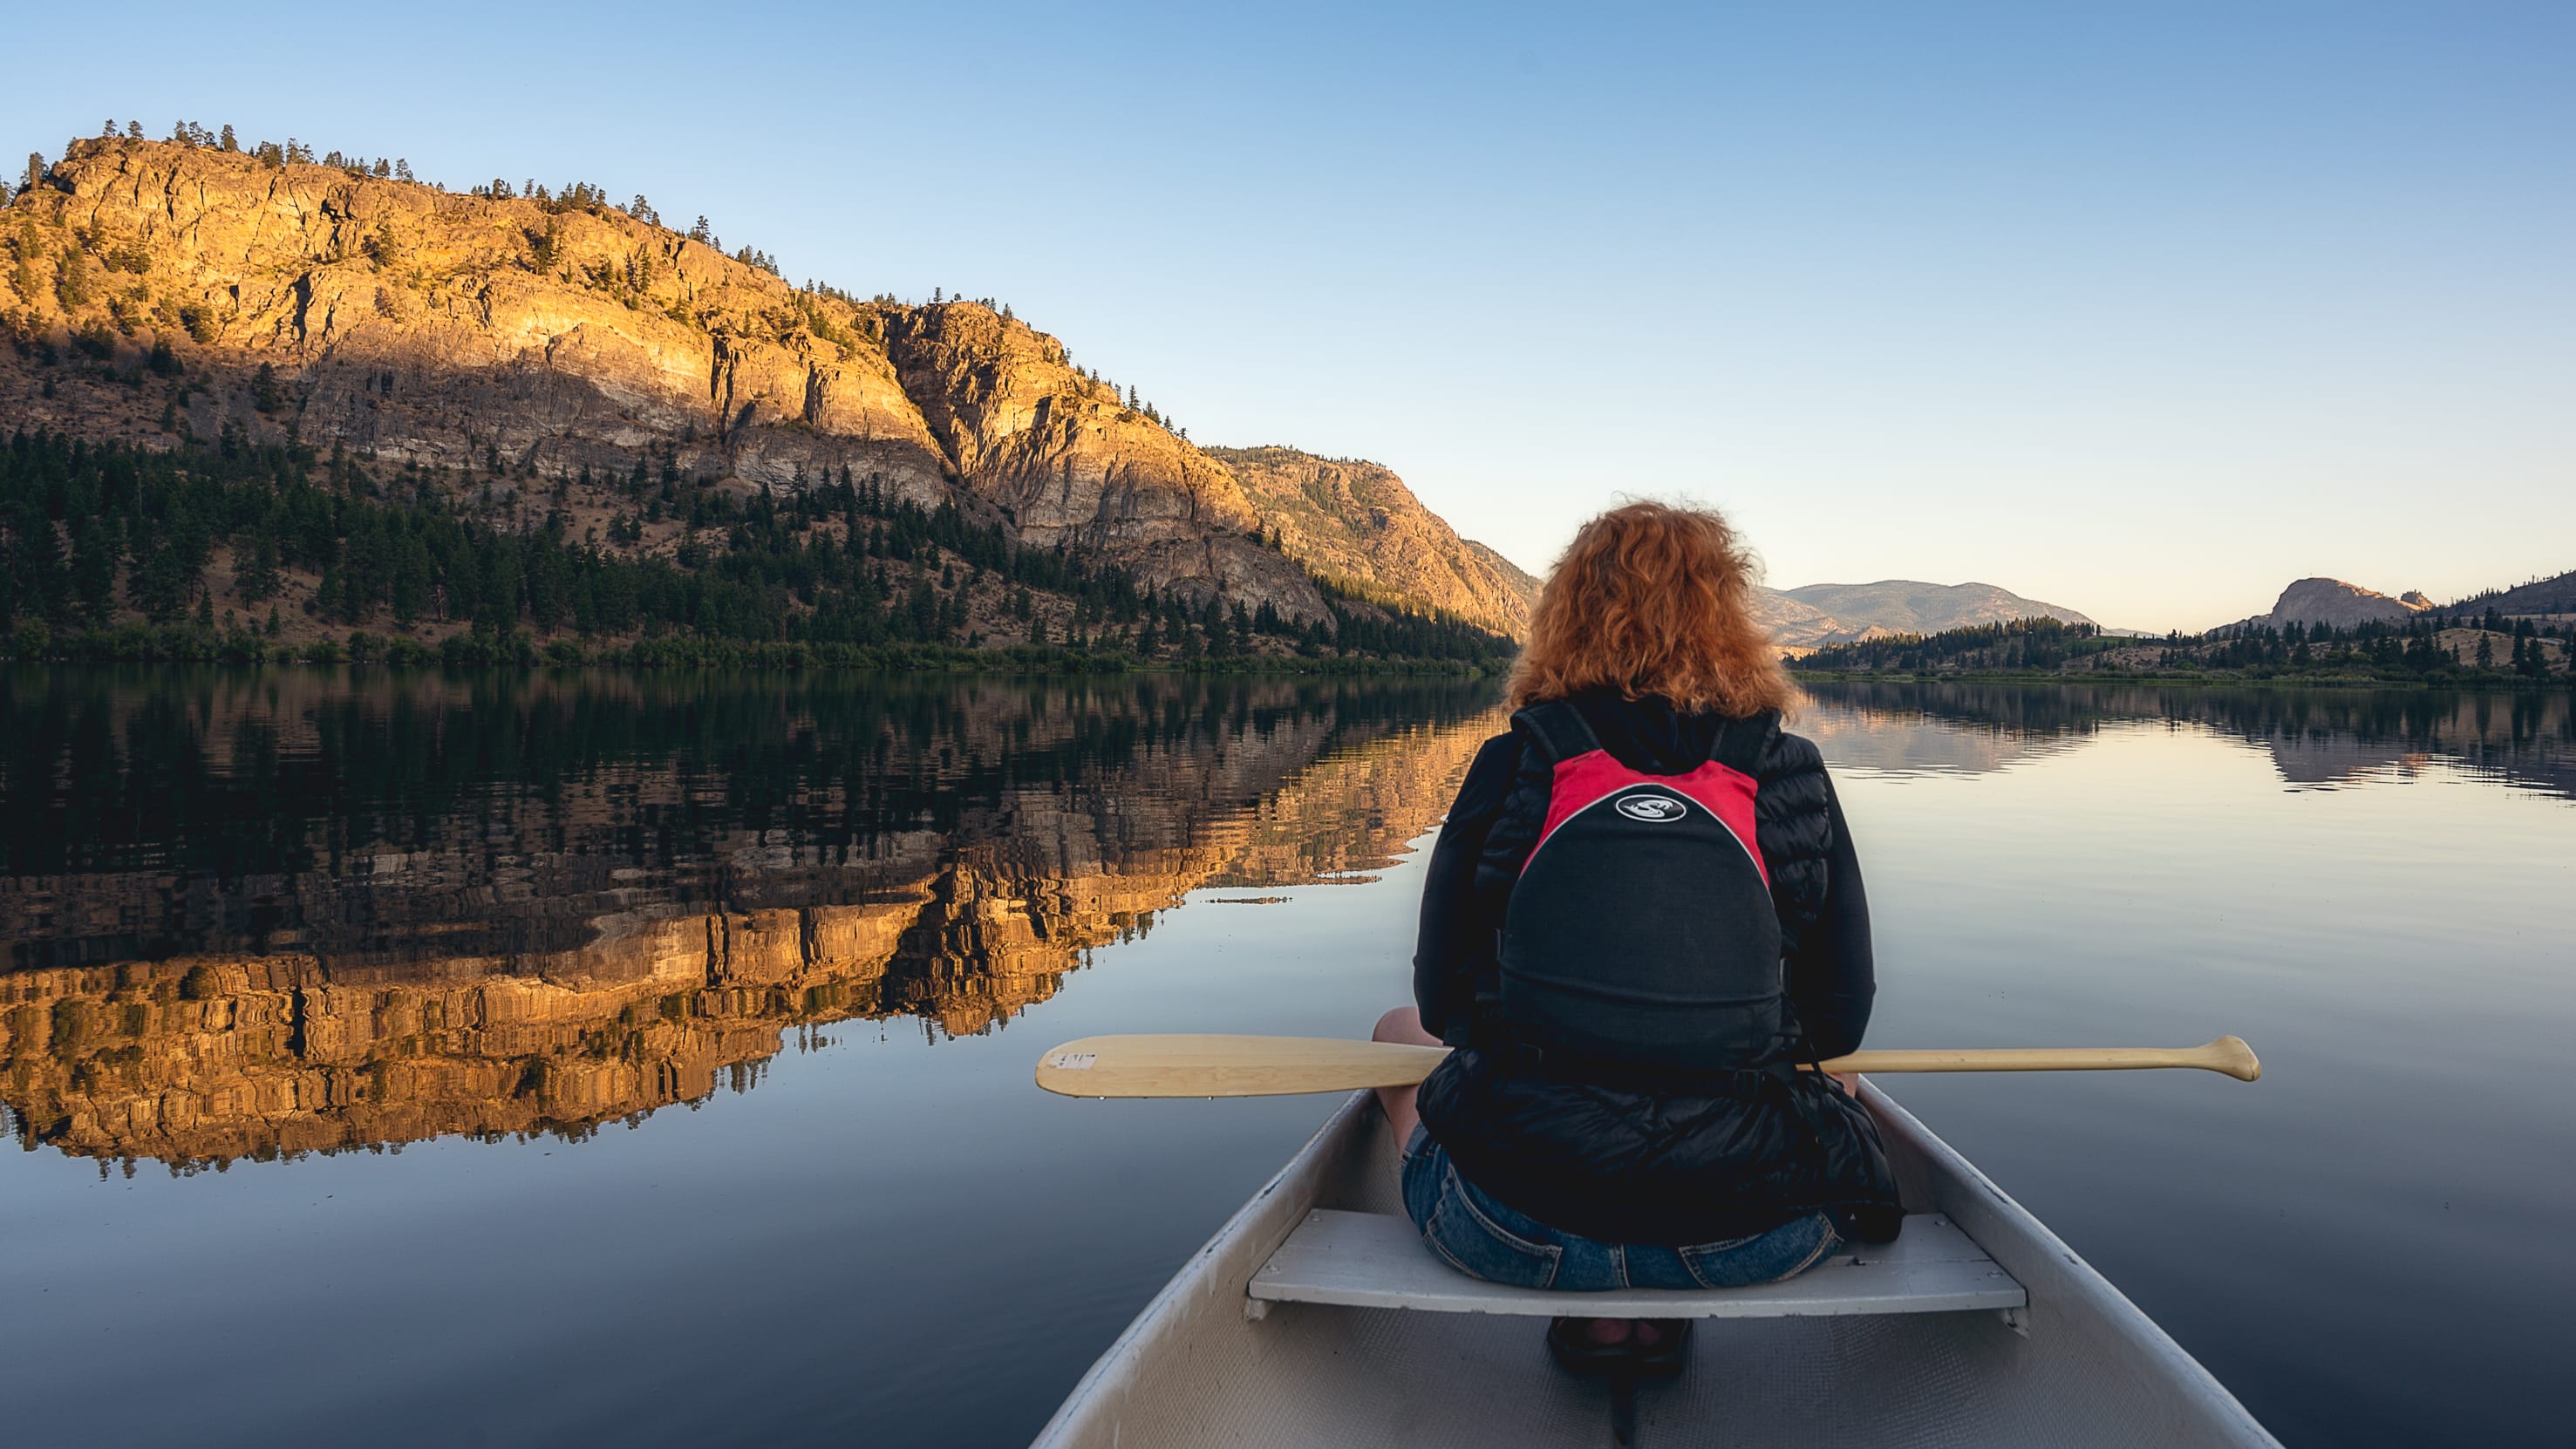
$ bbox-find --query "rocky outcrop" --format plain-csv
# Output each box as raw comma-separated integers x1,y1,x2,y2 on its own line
876,307,1321,618
2222,577,2432,633
8,140,939,485
0,139,1364,619
1206,446,1540,634
2216,569,2576,635
1462,541,1542,607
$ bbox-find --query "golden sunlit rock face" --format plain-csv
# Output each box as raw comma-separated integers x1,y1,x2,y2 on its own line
0,673,1503,1169
0,139,1517,627
1204,447,1542,637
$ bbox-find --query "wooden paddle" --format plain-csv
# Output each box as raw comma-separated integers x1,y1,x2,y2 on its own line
1034,1034,2261,1098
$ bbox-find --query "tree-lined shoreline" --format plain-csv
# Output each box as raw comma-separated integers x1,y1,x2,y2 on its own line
1793,615,2575,690
0,432,1516,670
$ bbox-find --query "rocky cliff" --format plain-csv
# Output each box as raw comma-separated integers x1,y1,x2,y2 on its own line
0,137,1521,627
2223,577,2432,633
1205,446,1540,635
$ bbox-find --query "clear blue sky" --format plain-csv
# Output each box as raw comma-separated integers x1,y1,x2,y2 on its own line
9,2,2569,629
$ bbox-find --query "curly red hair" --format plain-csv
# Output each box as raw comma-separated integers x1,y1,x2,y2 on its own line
1508,500,1796,718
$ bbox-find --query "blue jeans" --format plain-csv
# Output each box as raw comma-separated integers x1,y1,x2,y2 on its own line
1400,1126,1842,1291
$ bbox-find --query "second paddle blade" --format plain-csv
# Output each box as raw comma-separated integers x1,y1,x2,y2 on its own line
1035,1035,1451,1099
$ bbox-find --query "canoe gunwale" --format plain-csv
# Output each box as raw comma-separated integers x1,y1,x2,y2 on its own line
1858,1079,2280,1445
1028,1092,1378,1448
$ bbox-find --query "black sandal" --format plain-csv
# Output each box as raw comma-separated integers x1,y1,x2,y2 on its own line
1545,1317,1695,1378
1625,1318,1693,1379
1545,1316,1637,1377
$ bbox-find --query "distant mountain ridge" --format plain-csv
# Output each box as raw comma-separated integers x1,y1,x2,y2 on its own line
2447,568,2576,619
1755,580,2096,651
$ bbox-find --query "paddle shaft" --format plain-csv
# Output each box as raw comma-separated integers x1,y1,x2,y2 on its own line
1035,1034,2260,1099
1826,1044,2257,1077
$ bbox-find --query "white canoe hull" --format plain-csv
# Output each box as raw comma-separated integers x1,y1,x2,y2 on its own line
1035,1081,2277,1448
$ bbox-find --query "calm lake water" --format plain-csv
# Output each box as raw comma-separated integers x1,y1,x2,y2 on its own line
3,670,2569,1447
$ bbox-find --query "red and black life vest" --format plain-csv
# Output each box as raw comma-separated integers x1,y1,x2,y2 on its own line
1492,700,1788,1078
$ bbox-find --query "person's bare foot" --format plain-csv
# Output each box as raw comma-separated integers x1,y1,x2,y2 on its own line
1571,1318,1678,1348
1583,1317,1632,1346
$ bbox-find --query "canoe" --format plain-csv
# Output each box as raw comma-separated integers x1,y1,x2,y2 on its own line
1033,1080,2278,1448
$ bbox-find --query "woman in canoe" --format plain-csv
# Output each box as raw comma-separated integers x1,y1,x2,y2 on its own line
1373,499,1901,1373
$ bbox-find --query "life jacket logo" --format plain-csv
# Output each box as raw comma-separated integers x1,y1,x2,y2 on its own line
1613,794,1687,822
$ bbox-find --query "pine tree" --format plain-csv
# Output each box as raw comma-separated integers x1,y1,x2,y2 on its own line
235,534,281,603
529,218,562,271
70,517,117,622
219,125,237,153
19,153,41,194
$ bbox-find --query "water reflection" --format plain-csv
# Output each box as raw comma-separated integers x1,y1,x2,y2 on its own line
5,673,2561,1449
1802,681,2576,799
0,669,1504,1170
10,675,2566,1175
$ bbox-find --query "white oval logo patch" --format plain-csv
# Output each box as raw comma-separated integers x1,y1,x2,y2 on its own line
1614,794,1687,822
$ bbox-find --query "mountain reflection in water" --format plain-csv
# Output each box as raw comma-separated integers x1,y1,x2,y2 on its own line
8,676,2566,1174
0,670,1504,1170
3,674,2564,1449
1802,681,2576,799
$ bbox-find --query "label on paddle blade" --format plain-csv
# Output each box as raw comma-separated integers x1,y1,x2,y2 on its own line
1047,1052,1098,1071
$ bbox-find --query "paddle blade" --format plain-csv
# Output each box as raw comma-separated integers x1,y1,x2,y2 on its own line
1035,1035,1450,1099
2205,1035,2262,1082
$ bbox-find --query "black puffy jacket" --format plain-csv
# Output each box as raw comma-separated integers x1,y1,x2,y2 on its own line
1412,689,1901,1246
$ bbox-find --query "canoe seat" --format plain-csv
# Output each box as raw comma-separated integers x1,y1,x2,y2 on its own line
1246,1210,2027,1321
